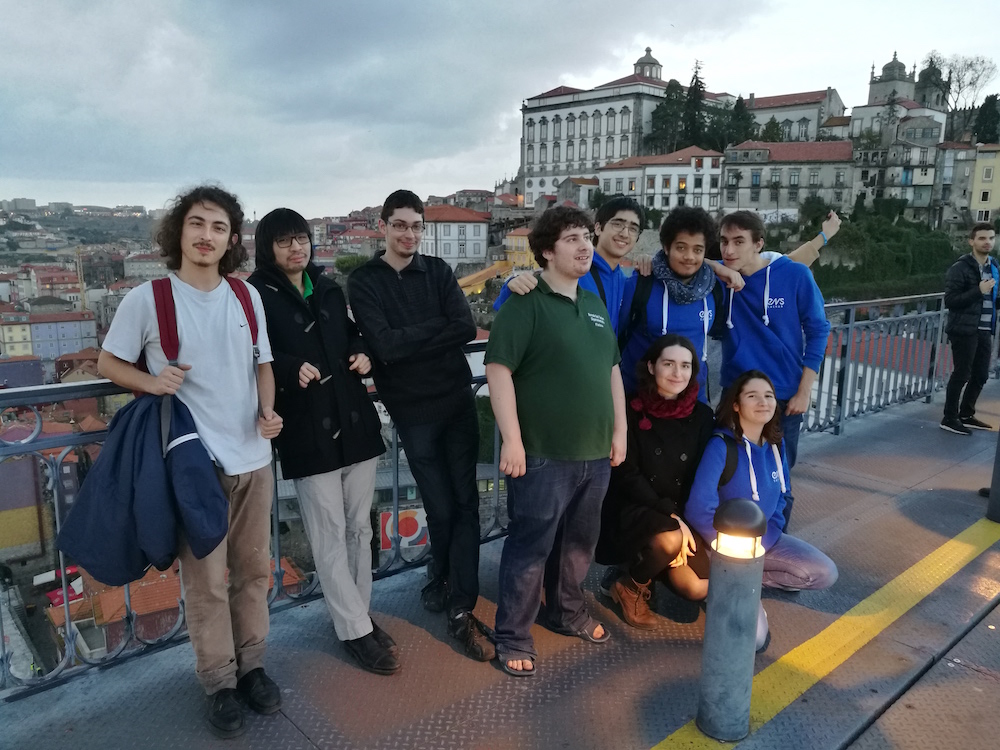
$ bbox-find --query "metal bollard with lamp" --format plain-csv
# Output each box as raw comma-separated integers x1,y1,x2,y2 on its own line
695,498,768,742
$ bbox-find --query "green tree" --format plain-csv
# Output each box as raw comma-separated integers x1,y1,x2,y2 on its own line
335,254,367,274
855,128,882,150
730,95,758,144
589,189,609,210
704,101,734,152
759,116,783,142
644,79,685,155
682,61,706,148
799,195,832,229
645,208,664,229
974,94,1000,143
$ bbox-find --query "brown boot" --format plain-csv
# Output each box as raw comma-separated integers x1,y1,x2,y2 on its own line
611,575,657,629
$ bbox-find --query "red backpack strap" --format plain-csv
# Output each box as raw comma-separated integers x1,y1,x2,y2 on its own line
224,276,259,359
151,277,180,365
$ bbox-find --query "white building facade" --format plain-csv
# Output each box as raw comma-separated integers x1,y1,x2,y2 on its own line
420,206,491,269
597,146,725,213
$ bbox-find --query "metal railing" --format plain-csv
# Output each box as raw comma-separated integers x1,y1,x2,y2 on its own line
0,299,969,697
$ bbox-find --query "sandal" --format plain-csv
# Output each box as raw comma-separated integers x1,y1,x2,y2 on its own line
495,649,536,678
558,618,611,644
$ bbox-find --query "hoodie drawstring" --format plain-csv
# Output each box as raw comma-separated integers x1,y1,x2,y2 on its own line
762,265,772,326
726,288,734,329
742,437,787,503
660,285,669,336
702,298,710,361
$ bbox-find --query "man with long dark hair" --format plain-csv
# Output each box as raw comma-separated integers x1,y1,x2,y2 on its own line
98,185,283,738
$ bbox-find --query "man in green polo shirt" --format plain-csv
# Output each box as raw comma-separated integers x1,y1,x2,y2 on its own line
485,205,627,677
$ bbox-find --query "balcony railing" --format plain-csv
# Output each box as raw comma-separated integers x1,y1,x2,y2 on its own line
0,302,969,697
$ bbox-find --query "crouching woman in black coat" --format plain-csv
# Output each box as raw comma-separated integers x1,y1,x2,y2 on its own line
248,209,397,675
595,334,713,629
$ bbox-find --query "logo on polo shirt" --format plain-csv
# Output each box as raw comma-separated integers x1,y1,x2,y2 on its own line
588,312,607,328
767,297,785,309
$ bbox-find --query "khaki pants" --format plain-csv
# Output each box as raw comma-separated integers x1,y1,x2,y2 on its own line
178,464,274,695
294,457,378,641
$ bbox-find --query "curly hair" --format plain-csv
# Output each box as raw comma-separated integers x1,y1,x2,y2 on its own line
715,369,783,445
528,206,594,268
155,185,247,275
635,334,699,397
659,206,717,255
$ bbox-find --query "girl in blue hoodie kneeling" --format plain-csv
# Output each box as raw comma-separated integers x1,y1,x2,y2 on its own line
685,370,838,650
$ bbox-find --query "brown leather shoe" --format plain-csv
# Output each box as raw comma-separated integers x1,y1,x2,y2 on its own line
611,576,657,629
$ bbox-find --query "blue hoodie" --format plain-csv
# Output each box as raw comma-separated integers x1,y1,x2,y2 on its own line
720,255,830,400
618,273,718,400
493,252,628,333
685,428,788,552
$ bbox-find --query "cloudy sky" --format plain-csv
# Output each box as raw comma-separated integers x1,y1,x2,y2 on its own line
1,0,996,219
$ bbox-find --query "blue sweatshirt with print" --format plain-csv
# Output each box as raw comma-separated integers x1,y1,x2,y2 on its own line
720,256,830,400
493,252,628,333
685,428,788,552
618,273,718,400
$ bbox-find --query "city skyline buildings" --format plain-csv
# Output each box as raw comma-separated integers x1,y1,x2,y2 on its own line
1,0,996,219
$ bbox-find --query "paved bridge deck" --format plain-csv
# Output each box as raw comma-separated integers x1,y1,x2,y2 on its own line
4,388,1000,749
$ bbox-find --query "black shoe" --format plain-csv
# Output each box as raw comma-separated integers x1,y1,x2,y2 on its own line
370,618,398,654
941,418,972,435
208,688,246,739
344,633,400,675
599,566,620,597
448,611,495,662
236,668,281,715
979,487,991,498
961,415,993,430
420,577,448,613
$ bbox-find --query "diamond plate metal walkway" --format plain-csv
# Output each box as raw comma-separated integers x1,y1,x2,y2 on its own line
3,388,1000,750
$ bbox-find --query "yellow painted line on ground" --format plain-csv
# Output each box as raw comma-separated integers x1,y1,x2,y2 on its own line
652,517,1000,750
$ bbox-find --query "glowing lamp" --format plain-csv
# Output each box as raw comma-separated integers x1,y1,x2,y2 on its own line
711,499,767,559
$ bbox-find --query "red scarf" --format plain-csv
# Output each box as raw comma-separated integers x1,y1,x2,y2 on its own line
631,383,699,430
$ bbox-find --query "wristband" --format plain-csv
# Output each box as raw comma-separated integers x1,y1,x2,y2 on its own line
819,231,828,246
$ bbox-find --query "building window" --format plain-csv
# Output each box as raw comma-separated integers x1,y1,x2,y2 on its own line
607,109,616,134
694,175,703,190
540,144,547,163
444,242,452,254
983,191,992,203
443,225,451,237
603,179,611,192
662,195,670,207
835,170,845,186
540,118,548,140
921,168,929,176
620,135,629,158
474,225,481,237
798,120,808,140
710,194,720,207
750,189,760,202
751,170,761,187
809,170,819,186
646,195,655,207
985,167,994,182
726,189,737,202
932,127,940,137
458,242,467,257
526,179,533,188
790,171,800,186
553,116,561,139
607,136,614,159
727,170,740,187
580,140,587,159
615,178,623,193
580,113,588,136
628,179,636,193
593,111,601,135
770,169,781,185
976,210,992,222
621,107,630,131
788,189,799,202
903,147,912,163
567,141,574,161
710,175,719,189
919,148,928,165
526,119,535,141
527,145,534,164
539,178,546,188
647,176,656,190
678,176,687,192
695,158,704,169
593,138,601,159
834,190,843,202
770,187,780,201
662,176,671,190
693,195,703,207
677,195,686,206
567,115,575,137
712,158,720,168
781,120,792,140
553,143,560,163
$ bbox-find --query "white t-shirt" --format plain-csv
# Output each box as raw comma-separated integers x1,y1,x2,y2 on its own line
103,274,274,475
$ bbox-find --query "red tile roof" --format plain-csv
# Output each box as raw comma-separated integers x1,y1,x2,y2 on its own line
597,74,667,89
749,90,829,109
109,278,144,291
495,194,520,207
0,354,40,362
569,177,599,185
423,206,490,223
938,141,976,150
56,347,100,361
602,145,724,170
126,252,164,261
339,229,383,239
527,85,585,100
29,311,95,323
821,116,851,127
730,140,854,163
506,227,531,237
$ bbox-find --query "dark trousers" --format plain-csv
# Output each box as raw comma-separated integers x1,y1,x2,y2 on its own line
395,395,481,615
494,456,611,659
777,404,803,531
944,330,993,421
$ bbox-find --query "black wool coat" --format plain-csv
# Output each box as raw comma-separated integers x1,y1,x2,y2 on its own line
596,400,714,565
249,263,385,479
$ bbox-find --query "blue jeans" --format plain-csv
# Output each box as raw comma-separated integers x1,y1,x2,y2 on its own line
494,456,611,659
762,533,838,591
779,408,803,530
395,395,481,615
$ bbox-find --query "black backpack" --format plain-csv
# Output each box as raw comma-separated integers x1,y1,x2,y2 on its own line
717,433,739,489
617,274,726,353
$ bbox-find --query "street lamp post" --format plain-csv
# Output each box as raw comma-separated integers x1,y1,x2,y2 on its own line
696,498,768,742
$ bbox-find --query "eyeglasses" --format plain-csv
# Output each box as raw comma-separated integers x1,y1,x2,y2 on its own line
606,218,641,237
275,234,311,248
388,221,424,234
